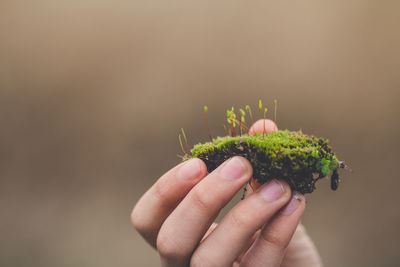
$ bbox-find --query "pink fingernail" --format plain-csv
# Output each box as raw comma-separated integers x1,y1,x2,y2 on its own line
220,157,247,180
281,193,302,215
259,179,284,201
179,159,202,180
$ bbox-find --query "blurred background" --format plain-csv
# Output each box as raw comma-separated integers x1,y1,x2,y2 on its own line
1,1,399,266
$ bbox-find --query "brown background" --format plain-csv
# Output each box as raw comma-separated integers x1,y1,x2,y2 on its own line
1,1,399,266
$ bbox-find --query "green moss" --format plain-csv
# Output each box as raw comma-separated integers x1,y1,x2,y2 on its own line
184,130,344,194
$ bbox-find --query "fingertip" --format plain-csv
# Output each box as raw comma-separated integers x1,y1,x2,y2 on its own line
227,156,254,179
193,157,209,179
295,191,306,213
249,119,278,135
243,157,254,179
280,178,290,188
235,155,253,171
295,191,306,208
178,158,207,181
275,179,292,197
298,192,306,211
193,157,208,176
280,191,306,216
293,191,304,201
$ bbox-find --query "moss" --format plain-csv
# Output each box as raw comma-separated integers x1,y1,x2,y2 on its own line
184,130,344,194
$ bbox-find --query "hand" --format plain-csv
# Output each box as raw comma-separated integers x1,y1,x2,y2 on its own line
131,120,323,267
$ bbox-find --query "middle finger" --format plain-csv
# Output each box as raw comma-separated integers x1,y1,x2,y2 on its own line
192,179,291,267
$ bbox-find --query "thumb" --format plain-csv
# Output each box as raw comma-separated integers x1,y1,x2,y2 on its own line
246,119,279,192
248,119,278,135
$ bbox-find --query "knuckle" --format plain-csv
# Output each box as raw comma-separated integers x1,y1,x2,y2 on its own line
229,210,251,229
156,230,187,260
190,186,217,211
190,252,214,267
261,231,287,249
152,180,169,201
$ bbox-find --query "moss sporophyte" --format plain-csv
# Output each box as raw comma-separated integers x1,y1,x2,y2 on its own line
179,101,346,195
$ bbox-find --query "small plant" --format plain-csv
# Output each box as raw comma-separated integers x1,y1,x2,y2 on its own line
179,101,346,195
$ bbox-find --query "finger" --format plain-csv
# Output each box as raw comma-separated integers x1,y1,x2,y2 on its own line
281,224,323,267
235,230,260,263
240,192,306,267
131,158,207,247
246,119,278,195
156,156,252,267
191,180,292,267
201,222,218,242
204,224,260,264
249,119,278,135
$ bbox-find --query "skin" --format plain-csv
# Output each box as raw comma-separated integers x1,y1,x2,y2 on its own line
131,119,323,267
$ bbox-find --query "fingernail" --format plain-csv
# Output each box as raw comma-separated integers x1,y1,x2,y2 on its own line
179,159,201,180
259,179,284,201
220,157,247,180
281,192,302,215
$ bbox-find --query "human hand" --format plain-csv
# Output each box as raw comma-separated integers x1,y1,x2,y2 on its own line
131,119,322,267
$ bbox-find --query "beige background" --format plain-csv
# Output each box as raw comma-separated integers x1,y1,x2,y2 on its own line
1,1,399,266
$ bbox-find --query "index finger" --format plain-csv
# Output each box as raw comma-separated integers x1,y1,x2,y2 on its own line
131,158,207,247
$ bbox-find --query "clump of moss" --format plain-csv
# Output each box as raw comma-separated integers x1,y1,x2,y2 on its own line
184,130,344,194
